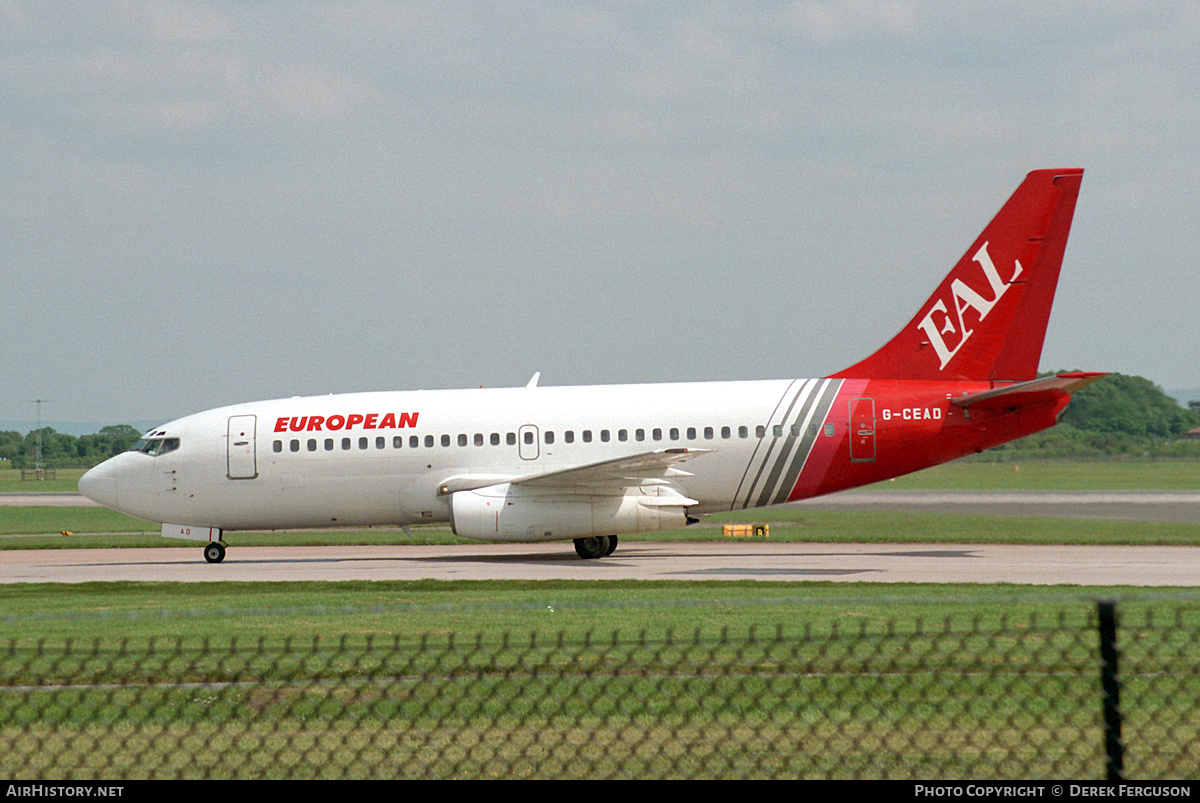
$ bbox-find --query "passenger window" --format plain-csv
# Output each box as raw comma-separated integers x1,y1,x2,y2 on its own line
424,435,434,448
669,427,679,440
600,429,610,442
474,433,484,446
458,434,468,447
325,439,334,451
652,428,662,441
756,425,766,438
359,437,368,449
377,436,386,449
739,426,749,438
290,440,300,452
582,430,592,443
273,440,282,453
545,431,555,444
635,428,645,442
523,431,534,445
618,429,627,442
308,439,317,452
687,427,696,439
393,436,402,448
824,423,835,437
565,431,574,443
491,433,500,446
721,426,731,439
704,426,714,439
773,425,783,437
441,434,451,447
342,438,352,450
506,432,516,445
410,435,419,448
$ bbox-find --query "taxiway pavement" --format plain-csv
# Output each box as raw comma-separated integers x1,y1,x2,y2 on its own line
4,542,1198,586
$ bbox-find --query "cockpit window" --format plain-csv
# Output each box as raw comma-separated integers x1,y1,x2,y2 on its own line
129,437,181,457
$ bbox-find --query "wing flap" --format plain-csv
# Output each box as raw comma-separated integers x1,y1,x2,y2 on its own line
512,448,710,488
435,448,711,497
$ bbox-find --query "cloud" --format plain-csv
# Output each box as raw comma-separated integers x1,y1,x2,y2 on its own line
781,0,920,42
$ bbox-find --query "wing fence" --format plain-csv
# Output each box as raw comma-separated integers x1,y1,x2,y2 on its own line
2,601,1197,779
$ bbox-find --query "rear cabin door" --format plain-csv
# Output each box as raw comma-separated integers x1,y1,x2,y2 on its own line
227,415,258,479
849,398,876,463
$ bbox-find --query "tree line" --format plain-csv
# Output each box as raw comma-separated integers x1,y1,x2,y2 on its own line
0,425,142,469
1,374,1197,469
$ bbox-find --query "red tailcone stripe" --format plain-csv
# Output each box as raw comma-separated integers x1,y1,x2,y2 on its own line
786,379,868,502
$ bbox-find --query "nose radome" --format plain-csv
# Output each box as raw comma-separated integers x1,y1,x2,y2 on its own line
79,463,119,510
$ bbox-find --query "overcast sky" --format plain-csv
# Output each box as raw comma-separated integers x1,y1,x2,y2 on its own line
3,1,1198,429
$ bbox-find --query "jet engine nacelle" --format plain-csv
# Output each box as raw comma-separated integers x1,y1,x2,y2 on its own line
449,483,694,543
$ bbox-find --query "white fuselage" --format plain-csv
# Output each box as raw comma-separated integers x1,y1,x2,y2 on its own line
80,377,850,537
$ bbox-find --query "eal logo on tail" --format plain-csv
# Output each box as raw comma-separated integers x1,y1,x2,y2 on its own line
915,241,1023,370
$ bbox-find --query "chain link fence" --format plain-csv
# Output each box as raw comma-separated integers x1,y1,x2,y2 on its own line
2,601,1198,779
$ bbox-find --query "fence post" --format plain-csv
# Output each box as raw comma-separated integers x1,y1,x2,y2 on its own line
1097,599,1123,781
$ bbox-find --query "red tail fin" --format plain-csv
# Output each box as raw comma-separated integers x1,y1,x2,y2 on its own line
832,168,1084,382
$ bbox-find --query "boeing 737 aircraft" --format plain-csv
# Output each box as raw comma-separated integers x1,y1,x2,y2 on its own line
80,168,1101,563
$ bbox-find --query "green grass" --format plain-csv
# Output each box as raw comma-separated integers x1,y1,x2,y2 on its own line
4,506,1197,549
870,459,1200,491
3,582,1198,779
0,506,157,536
0,467,87,494
2,579,1197,644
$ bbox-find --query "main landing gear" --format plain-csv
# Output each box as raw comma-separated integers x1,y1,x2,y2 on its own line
203,541,228,564
574,535,618,560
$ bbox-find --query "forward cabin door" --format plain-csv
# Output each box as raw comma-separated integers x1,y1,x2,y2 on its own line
849,398,876,463
227,415,258,479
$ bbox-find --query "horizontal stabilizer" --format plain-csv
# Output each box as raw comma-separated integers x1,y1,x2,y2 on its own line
952,372,1106,409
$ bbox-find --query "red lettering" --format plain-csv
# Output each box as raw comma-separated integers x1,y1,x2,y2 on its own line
276,412,420,431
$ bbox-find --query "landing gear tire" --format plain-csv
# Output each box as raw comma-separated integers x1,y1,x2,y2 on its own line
203,542,227,564
605,535,618,556
574,535,611,560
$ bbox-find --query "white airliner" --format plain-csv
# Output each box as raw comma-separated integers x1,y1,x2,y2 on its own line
80,168,1102,563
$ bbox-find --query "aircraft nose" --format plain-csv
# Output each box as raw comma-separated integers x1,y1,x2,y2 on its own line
79,462,120,509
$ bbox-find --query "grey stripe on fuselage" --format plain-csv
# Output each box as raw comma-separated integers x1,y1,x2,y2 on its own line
730,379,805,510
733,378,841,510
741,379,817,508
765,378,841,506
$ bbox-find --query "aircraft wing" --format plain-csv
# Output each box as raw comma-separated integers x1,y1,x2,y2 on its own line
511,448,709,488
435,448,710,497
952,372,1106,409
